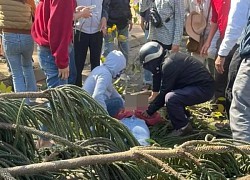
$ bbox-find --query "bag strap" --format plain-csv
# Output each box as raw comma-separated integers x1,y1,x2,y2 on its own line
201,1,211,37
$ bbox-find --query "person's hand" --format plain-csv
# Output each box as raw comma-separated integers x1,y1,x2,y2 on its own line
74,6,92,20
58,66,69,80
75,6,86,12
215,56,225,74
141,110,150,118
128,20,133,31
200,41,211,57
100,17,107,36
148,91,159,103
171,45,179,53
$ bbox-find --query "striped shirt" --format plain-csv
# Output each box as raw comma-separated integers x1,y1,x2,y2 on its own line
140,0,185,46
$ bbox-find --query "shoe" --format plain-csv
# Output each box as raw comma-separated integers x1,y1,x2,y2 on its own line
168,123,193,137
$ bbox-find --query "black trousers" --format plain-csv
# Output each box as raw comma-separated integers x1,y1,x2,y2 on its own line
74,30,103,87
214,41,238,100
225,47,243,118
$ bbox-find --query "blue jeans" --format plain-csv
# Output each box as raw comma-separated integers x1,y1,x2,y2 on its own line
2,33,37,103
143,30,152,85
37,45,73,88
103,26,129,62
105,97,124,117
68,47,77,85
165,85,214,129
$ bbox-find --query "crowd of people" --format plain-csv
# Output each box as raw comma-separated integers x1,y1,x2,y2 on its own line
0,0,250,146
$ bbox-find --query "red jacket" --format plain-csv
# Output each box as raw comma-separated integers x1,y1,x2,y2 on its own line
32,0,76,69
211,0,230,39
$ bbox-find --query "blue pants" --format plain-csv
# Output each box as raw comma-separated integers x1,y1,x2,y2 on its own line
103,26,129,62
165,86,214,129
2,33,37,104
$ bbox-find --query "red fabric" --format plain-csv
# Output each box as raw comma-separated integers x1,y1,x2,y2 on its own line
31,0,76,69
211,0,230,38
115,110,163,126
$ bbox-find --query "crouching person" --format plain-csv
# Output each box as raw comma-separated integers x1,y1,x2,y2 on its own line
139,42,215,136
83,50,126,117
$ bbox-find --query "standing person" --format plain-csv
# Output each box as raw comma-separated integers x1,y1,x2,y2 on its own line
215,0,249,120
74,0,110,87
31,0,92,148
200,0,238,116
140,0,185,102
139,1,152,90
102,0,133,62
220,0,250,141
83,50,126,117
1,0,37,104
184,0,219,77
139,42,214,135
31,0,92,89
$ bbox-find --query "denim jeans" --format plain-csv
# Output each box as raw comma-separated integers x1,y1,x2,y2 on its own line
165,85,214,129
2,33,37,103
143,30,152,85
37,45,74,88
230,58,250,142
105,97,124,117
103,26,129,62
68,47,76,85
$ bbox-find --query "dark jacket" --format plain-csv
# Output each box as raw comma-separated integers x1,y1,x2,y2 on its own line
107,0,132,29
147,52,215,115
240,17,250,59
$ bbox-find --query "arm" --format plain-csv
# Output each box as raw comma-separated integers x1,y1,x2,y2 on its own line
147,59,177,115
200,2,218,56
92,75,112,111
100,0,110,35
218,0,250,57
48,0,74,78
172,0,185,52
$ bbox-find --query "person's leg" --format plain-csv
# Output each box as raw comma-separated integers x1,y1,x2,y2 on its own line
89,31,102,70
103,30,115,57
105,97,124,117
225,47,242,118
74,31,89,87
214,44,237,101
20,34,37,92
230,59,250,142
2,33,26,92
37,45,67,88
68,44,77,85
165,85,214,130
118,26,129,62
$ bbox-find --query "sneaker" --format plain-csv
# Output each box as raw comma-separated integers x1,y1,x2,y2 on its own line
168,123,193,137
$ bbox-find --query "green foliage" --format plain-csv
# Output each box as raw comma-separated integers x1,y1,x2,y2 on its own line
0,81,12,93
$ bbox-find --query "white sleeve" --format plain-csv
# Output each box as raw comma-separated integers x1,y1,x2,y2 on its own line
218,0,250,56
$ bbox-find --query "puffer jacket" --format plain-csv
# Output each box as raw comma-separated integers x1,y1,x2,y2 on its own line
75,0,110,34
107,0,132,29
0,0,33,31
83,50,126,111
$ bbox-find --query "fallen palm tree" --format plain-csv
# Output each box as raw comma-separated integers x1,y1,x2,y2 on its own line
0,85,249,179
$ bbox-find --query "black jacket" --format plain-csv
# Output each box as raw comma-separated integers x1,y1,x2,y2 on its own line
107,0,132,29
147,52,215,115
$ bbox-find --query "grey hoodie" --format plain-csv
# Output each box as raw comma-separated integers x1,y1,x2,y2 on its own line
83,50,126,111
